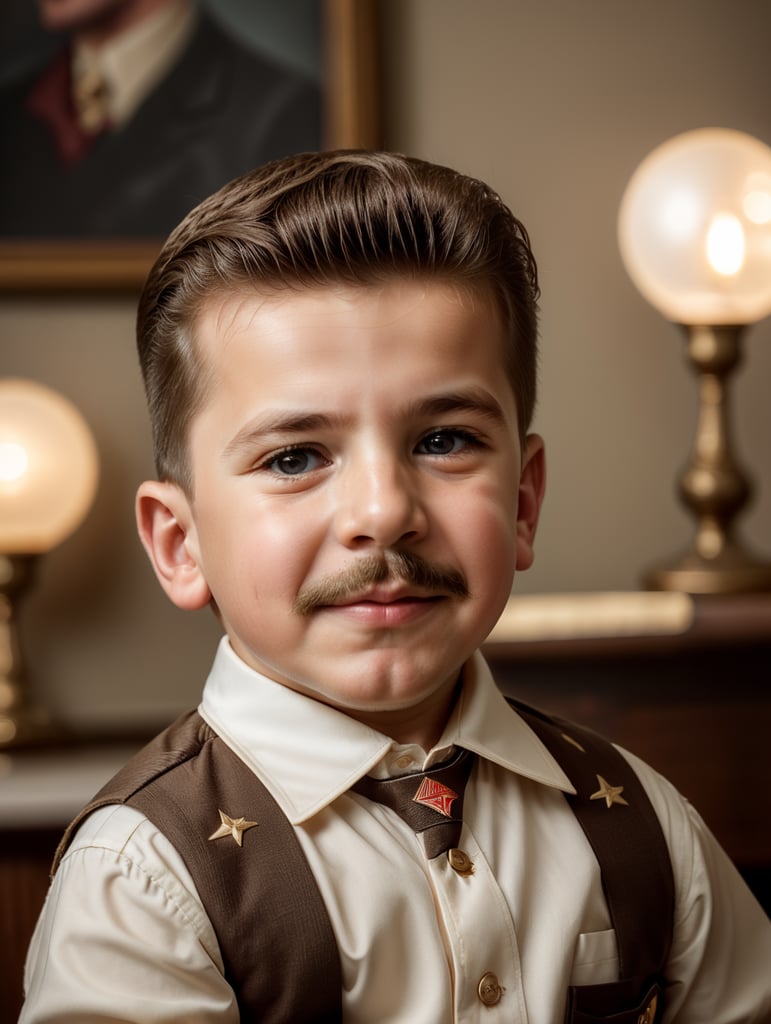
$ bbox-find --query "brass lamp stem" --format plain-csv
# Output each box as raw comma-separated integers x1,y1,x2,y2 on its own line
0,553,56,746
645,324,771,593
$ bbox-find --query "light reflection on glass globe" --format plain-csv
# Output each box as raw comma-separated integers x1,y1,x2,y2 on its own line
618,127,771,324
0,379,99,553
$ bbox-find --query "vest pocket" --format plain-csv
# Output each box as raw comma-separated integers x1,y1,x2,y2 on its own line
570,928,619,986
565,978,662,1023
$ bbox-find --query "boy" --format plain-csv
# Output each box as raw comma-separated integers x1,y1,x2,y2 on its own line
21,151,771,1022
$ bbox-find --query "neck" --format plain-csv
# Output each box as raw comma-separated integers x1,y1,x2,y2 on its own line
347,674,462,750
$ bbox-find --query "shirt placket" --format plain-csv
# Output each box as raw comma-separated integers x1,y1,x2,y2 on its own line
426,828,529,1022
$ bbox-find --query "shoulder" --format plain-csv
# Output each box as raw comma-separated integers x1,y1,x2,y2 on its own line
613,744,754,904
616,746,771,1017
60,802,219,958
610,740,757,912
613,745,706,890
21,804,236,1020
65,801,152,850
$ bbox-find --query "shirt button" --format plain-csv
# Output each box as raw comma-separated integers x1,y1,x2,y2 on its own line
447,848,474,876
478,972,504,1006
393,754,414,771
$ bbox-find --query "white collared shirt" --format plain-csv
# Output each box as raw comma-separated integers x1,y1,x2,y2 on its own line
71,0,197,130
20,639,771,1022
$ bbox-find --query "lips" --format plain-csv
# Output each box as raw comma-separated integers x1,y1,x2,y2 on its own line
328,583,436,607
322,588,445,627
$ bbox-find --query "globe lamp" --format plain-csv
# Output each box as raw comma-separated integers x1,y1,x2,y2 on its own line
618,127,771,593
0,378,99,746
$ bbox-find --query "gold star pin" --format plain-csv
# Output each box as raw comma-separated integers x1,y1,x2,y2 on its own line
208,809,258,847
590,774,629,809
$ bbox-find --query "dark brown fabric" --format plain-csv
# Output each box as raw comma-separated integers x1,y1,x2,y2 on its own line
511,700,674,1023
351,747,475,858
566,979,662,1023
55,710,341,1024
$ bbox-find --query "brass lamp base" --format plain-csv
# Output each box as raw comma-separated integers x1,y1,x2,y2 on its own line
645,324,771,596
644,541,771,595
0,553,62,748
0,704,58,748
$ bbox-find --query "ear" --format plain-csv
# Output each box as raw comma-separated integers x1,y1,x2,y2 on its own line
515,433,546,572
135,480,212,611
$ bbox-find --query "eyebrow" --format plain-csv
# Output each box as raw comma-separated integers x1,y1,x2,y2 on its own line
408,388,508,426
223,387,508,458
223,412,349,458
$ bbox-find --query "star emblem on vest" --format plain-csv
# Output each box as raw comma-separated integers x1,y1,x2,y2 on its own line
208,809,259,846
590,775,629,809
413,777,459,817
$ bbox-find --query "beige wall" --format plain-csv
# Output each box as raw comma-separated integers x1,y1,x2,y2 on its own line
3,0,771,728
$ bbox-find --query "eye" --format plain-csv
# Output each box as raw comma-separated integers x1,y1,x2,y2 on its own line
262,446,328,476
415,428,482,456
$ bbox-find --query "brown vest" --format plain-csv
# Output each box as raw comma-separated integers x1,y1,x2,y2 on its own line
54,702,673,1024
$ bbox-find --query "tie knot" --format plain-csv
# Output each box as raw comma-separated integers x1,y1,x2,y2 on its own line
352,748,475,859
73,65,111,135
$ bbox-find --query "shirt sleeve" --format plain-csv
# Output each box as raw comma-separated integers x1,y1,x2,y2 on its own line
19,804,238,1024
620,749,771,1024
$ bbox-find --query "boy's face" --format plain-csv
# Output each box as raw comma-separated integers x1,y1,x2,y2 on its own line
139,280,544,745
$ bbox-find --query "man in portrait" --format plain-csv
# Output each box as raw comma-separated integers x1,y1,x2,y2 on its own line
0,0,323,238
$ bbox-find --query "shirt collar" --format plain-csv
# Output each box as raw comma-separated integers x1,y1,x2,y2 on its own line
199,638,574,825
71,0,197,128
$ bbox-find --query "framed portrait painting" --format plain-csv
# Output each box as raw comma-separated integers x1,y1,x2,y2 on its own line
0,0,379,291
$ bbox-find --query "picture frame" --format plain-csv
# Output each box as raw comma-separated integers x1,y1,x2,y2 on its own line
0,0,380,293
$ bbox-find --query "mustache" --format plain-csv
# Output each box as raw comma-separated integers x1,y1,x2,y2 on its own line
294,551,470,615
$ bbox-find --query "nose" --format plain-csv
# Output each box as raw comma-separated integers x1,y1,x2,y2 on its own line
333,453,428,550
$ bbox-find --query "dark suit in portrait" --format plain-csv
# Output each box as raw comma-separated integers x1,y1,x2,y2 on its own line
0,12,322,238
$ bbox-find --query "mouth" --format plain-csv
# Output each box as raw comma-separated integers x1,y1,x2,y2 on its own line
321,588,447,627
330,583,436,606
293,552,470,617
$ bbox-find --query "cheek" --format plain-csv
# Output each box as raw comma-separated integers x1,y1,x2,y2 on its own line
254,499,326,566
214,500,324,600
474,511,518,584
448,485,519,589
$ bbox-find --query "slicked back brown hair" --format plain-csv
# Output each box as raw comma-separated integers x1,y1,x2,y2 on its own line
136,150,540,492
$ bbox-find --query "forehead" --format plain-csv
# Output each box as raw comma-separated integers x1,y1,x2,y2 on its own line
193,278,510,378
185,278,523,478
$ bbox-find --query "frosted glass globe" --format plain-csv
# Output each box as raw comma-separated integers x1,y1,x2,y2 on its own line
618,128,771,324
0,379,99,553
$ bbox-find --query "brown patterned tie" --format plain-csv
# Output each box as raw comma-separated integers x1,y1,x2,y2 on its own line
351,747,475,858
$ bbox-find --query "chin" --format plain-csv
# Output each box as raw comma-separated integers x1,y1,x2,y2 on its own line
315,666,456,714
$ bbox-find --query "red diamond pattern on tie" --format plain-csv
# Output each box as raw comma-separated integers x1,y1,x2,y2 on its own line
350,747,475,858
413,777,458,817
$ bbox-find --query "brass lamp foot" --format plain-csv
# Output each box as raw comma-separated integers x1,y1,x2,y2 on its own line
645,324,771,595
0,705,58,748
644,541,771,595
0,554,62,748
